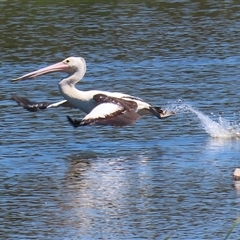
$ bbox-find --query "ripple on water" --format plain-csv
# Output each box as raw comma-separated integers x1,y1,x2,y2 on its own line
1,1,240,240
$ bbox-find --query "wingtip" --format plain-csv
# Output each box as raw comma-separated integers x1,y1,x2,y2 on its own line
67,115,80,128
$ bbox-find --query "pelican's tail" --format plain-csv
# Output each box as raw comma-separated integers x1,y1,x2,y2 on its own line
150,106,175,119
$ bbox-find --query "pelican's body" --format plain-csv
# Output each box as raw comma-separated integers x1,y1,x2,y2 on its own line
58,87,149,115
12,57,174,127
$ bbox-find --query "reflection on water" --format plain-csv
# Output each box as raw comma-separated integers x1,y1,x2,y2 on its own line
234,181,240,195
1,1,240,239
207,137,240,149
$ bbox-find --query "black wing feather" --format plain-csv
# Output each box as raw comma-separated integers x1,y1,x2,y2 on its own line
93,94,138,110
12,94,50,112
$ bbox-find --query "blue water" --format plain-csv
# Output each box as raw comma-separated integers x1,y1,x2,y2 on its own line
1,1,240,239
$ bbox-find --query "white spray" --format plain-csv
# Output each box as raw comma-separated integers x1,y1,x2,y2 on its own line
165,100,240,139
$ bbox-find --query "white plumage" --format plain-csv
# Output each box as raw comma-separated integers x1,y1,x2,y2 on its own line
84,103,123,120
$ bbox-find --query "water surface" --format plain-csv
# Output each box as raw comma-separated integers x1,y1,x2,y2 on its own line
1,1,240,239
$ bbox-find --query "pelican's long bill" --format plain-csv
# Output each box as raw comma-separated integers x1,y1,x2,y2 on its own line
11,61,72,82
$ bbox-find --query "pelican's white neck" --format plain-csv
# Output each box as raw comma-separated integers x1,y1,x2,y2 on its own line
58,70,85,103
60,72,83,86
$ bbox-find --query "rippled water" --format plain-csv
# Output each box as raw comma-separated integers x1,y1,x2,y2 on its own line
1,1,240,239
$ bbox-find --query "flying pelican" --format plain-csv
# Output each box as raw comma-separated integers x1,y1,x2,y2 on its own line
12,57,174,127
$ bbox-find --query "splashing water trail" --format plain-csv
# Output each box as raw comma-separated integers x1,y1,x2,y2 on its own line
165,100,240,139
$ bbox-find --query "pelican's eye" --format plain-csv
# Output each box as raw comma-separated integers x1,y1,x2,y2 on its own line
66,59,70,63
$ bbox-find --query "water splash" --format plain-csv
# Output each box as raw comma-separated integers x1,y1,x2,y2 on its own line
165,100,240,139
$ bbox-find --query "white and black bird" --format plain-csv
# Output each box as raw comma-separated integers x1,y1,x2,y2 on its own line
12,57,174,127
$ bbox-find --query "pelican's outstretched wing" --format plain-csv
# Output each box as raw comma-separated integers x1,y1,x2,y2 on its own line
12,94,75,112
67,94,140,127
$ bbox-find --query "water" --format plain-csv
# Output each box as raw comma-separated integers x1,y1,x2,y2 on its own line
1,1,240,239
167,101,240,138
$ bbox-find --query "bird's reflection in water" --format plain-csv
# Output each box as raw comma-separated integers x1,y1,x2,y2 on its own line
65,152,93,182
61,151,156,239
233,181,240,196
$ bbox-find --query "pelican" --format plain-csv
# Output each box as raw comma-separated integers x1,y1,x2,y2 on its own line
12,57,174,127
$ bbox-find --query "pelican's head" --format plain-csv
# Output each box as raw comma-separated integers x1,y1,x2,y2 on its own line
63,57,86,73
11,56,87,82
